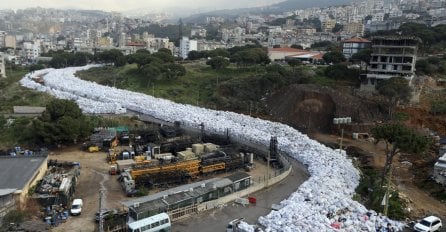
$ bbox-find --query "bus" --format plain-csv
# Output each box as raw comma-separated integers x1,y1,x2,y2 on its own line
128,213,171,232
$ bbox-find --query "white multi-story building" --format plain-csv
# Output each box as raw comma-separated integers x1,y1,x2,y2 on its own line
0,31,6,48
0,52,6,78
342,37,371,59
73,37,85,49
23,41,41,61
179,36,197,59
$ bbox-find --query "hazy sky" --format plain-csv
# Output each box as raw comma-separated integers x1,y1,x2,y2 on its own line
0,0,283,12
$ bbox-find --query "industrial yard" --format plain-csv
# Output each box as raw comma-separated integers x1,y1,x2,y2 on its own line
44,133,278,232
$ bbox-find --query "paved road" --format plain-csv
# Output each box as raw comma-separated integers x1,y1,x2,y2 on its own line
172,158,309,232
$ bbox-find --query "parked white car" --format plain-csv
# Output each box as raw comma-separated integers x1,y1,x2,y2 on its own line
414,216,442,232
70,199,83,216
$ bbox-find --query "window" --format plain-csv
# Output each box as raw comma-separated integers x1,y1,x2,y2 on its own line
161,218,169,224
151,221,159,228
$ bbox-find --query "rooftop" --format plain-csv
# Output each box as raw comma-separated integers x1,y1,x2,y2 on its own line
0,188,17,196
269,47,306,53
13,106,46,114
0,156,47,190
343,37,371,43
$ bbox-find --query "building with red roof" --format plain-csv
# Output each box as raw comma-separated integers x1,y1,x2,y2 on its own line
342,37,371,59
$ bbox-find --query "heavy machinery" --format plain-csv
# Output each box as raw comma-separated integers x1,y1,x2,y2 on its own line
82,143,100,153
117,143,252,194
118,159,200,194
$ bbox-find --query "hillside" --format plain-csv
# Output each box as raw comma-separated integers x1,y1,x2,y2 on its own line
184,0,352,22
266,84,388,133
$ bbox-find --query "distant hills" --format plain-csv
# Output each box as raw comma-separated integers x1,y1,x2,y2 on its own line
184,0,352,23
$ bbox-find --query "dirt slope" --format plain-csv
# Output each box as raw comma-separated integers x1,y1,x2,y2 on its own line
267,84,388,132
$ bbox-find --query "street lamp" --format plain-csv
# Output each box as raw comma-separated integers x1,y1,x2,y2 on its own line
333,117,352,154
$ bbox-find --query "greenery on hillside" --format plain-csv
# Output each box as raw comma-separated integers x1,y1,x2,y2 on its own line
0,66,53,113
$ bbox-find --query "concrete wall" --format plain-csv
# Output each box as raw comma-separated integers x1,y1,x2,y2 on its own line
196,165,292,213
17,156,48,207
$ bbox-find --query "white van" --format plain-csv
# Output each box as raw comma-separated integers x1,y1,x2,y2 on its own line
70,199,83,216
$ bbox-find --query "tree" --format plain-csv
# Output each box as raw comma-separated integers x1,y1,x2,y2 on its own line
142,64,161,87
351,49,372,64
287,59,302,72
377,77,412,119
206,56,229,70
371,123,431,186
157,48,173,55
208,48,230,58
290,44,303,50
164,63,186,79
127,52,153,69
311,41,335,50
187,50,204,60
323,51,346,64
332,23,343,33
152,51,175,63
33,99,92,145
324,64,350,80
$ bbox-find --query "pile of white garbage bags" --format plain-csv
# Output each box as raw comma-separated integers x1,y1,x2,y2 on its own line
20,65,405,231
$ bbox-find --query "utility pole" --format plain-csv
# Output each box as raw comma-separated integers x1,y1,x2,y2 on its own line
99,190,104,232
383,166,393,216
333,117,351,154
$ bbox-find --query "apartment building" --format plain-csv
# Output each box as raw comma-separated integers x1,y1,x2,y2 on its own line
179,36,197,59
23,41,41,62
342,37,371,59
322,19,336,32
0,52,6,78
4,35,16,49
0,31,6,47
360,36,420,91
344,22,365,37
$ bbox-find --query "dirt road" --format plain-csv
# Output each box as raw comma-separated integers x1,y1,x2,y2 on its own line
311,133,446,221
49,146,127,232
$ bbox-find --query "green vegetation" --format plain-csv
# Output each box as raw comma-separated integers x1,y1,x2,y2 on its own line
371,123,431,186
430,101,446,115
322,51,346,64
31,99,93,145
355,169,408,220
377,77,412,119
0,67,53,113
416,56,446,77
2,210,26,226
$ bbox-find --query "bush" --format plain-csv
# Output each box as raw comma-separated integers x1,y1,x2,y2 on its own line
134,187,149,197
431,101,446,114
2,210,26,226
355,169,408,220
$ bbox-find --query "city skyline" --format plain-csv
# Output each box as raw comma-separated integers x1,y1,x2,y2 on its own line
0,0,282,12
